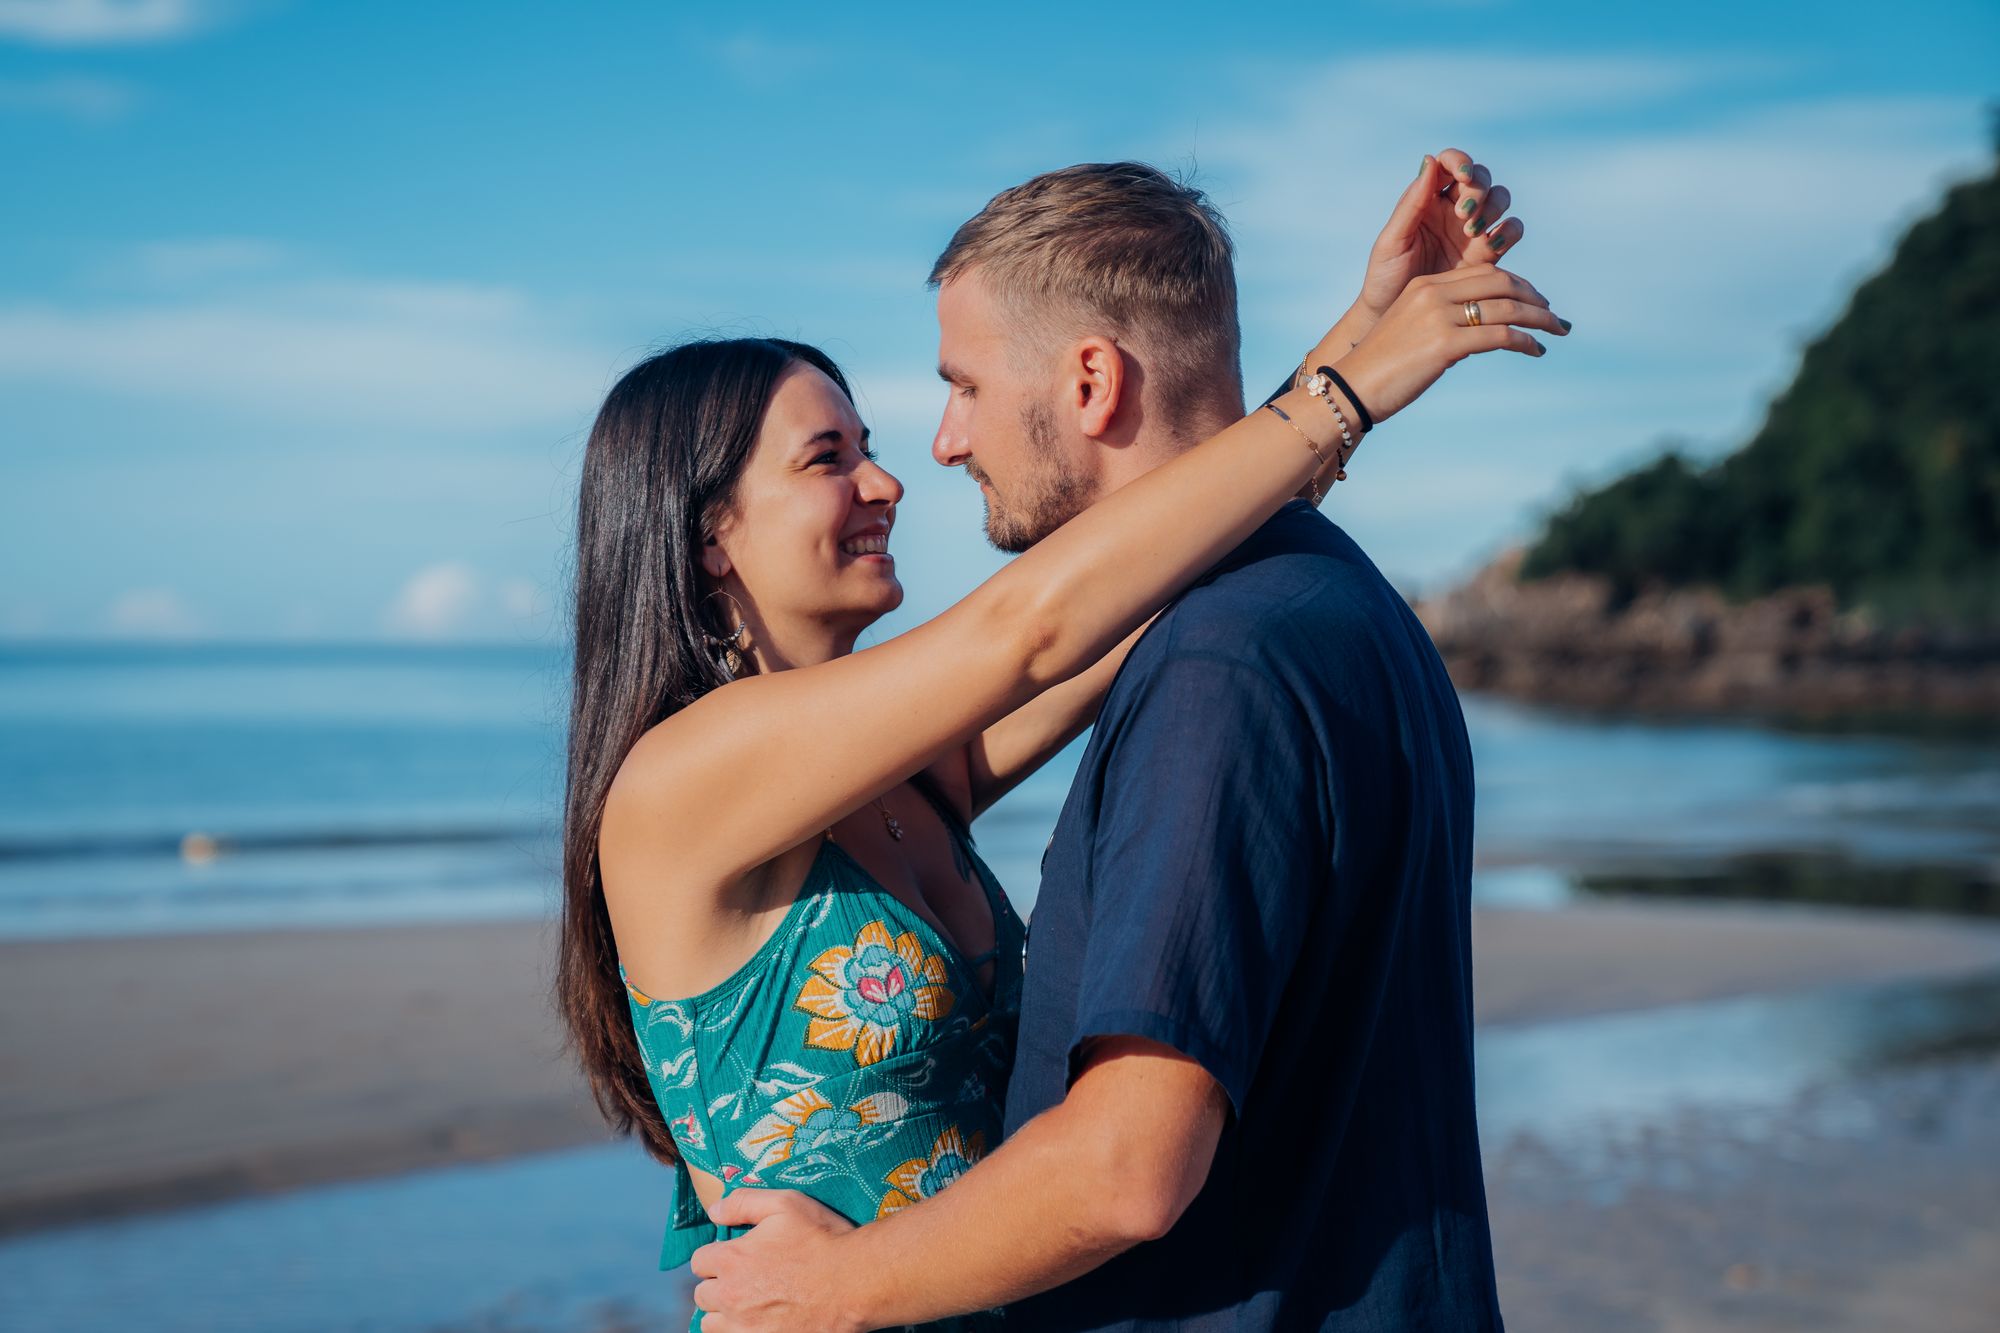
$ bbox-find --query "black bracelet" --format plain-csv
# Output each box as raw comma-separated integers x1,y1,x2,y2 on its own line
1314,365,1375,435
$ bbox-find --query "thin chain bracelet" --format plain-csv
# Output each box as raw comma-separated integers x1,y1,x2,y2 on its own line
1261,401,1330,505
1291,340,1360,391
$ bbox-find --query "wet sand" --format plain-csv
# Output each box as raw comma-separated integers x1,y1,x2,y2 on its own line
1487,1052,2000,1332
5,901,2000,1235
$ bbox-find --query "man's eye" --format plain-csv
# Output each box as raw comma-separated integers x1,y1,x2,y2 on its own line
813,451,840,466
957,385,975,399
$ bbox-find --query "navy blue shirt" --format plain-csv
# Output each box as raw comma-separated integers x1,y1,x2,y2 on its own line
1003,501,1502,1331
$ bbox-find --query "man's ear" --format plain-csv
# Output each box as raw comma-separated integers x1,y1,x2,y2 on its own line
1072,336,1126,440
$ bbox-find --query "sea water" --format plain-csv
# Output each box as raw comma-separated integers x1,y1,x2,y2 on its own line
1,640,1993,938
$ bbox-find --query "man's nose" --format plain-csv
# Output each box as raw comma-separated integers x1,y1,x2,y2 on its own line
932,396,972,470
932,414,969,468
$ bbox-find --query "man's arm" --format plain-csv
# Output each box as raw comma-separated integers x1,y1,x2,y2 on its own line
695,1036,1227,1331
697,650,1323,1332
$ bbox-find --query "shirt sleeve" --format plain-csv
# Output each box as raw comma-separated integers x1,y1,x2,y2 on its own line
1066,650,1327,1117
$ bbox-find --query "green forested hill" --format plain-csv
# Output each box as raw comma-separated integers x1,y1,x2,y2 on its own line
1522,144,2000,626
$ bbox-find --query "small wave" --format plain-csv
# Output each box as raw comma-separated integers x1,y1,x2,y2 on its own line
0,823,557,863
1777,770,2000,817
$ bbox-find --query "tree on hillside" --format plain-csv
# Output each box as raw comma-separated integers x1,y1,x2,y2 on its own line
1523,137,2000,626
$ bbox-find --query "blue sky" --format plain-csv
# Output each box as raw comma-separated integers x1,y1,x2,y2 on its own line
2,0,1994,643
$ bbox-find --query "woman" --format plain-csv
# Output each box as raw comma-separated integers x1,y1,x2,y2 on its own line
559,159,1558,1329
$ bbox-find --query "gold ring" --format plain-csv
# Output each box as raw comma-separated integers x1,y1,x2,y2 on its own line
1463,301,1482,327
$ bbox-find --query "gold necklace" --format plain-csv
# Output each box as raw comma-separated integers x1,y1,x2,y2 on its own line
873,794,903,841
824,793,904,843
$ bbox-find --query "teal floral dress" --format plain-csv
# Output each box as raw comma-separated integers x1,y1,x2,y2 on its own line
621,797,1024,1332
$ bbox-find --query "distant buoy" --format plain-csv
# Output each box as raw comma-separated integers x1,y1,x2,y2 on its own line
181,832,220,864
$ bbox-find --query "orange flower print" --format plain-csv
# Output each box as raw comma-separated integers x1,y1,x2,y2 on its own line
793,920,955,1066
875,1126,985,1219
736,1089,910,1174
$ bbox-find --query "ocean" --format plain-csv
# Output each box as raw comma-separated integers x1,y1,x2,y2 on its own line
1,640,1995,940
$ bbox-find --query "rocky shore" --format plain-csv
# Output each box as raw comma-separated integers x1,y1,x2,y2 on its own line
1414,551,2000,720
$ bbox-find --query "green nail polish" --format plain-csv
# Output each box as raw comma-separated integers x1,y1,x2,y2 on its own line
1466,216,1482,235
1557,317,1573,332
1418,156,1429,177
1459,197,1477,215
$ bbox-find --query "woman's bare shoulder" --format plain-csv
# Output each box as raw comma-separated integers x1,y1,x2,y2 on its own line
598,721,741,985
599,683,757,831
598,716,726,901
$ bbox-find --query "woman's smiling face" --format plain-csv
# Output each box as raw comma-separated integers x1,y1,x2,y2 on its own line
705,361,906,637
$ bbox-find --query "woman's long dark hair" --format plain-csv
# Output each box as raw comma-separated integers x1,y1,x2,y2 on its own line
558,337,855,1165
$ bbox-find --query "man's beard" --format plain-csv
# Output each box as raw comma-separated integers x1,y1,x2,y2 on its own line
978,398,1093,553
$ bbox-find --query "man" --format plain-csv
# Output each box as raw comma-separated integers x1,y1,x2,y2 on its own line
696,152,1513,1331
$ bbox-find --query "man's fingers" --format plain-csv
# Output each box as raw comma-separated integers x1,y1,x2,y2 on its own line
706,1186,802,1228
690,1238,730,1278
692,1276,727,1312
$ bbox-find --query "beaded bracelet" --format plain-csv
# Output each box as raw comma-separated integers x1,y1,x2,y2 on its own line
1314,364,1375,435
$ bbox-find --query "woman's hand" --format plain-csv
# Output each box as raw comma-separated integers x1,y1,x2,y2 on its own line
1298,150,1524,379
1331,263,1568,429
1357,149,1522,322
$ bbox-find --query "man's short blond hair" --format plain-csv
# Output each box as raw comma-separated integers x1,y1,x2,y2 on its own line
929,162,1243,429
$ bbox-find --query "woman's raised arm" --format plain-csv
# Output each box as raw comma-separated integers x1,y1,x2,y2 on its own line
613,264,1562,889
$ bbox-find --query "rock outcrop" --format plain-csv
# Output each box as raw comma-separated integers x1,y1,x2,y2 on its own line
1415,550,2000,720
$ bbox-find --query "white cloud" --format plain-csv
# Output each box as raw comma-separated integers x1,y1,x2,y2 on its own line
105,586,202,637
0,0,209,45
384,562,479,639
0,74,135,119
0,249,620,433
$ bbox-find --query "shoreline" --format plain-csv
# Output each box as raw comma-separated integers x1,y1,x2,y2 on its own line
6,901,2000,1237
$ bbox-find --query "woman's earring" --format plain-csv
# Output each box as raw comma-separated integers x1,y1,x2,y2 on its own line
700,589,752,677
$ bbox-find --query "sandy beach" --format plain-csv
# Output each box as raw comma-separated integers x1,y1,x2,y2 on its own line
0,918,600,1235
5,900,2000,1238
